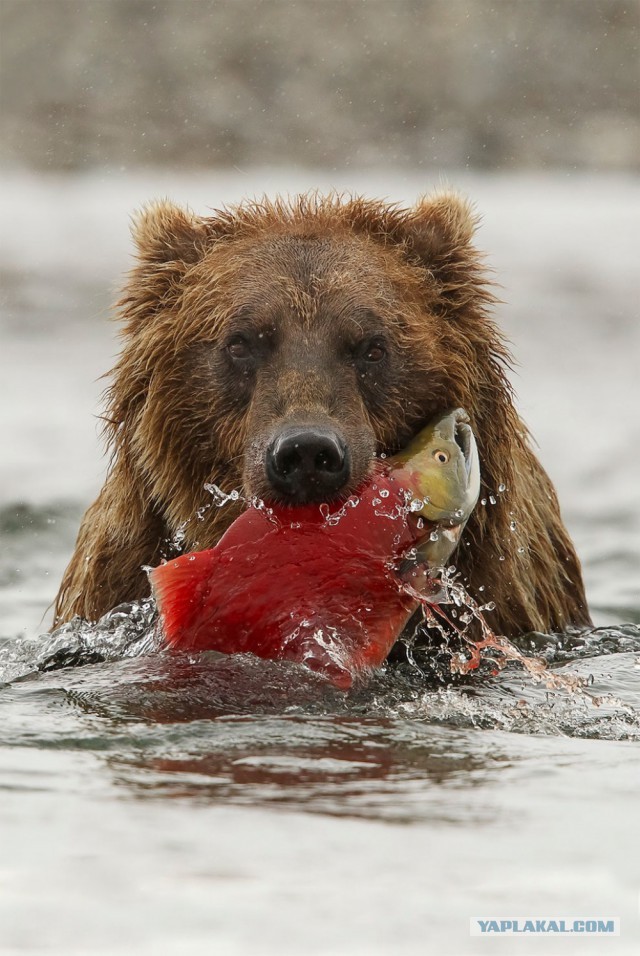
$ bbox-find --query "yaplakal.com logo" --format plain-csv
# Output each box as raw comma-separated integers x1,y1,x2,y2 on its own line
470,917,620,936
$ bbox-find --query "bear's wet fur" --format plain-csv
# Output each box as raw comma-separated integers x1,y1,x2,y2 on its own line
54,191,591,637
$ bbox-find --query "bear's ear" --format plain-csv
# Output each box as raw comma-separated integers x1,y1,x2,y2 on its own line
131,200,209,265
117,202,213,330
346,190,483,299
385,191,492,317
402,191,478,265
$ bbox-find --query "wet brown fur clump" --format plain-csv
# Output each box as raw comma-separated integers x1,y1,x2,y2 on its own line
54,191,591,637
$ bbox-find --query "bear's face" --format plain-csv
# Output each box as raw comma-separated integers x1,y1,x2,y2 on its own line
115,194,491,528
183,232,451,505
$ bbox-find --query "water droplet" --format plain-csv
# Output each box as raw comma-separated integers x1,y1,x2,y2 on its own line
498,483,506,493
510,519,517,531
478,585,485,592
489,495,497,505
429,530,439,541
379,488,389,498
454,508,464,519
415,517,424,529
204,483,242,507
482,601,496,611
410,498,423,512
480,498,487,506
517,546,525,554
372,497,381,506
498,555,505,562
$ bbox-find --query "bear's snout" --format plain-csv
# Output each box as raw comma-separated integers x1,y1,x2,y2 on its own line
265,426,351,503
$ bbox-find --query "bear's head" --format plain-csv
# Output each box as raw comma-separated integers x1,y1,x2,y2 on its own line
108,192,516,540
55,190,590,635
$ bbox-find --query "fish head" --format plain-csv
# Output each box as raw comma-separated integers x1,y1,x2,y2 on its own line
393,408,480,525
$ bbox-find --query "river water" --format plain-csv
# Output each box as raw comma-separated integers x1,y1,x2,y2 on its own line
1,169,639,955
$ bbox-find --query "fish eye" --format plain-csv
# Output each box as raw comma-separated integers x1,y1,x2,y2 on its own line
433,449,449,464
226,335,252,361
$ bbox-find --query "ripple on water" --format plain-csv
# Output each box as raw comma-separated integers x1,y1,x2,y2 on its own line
3,650,639,823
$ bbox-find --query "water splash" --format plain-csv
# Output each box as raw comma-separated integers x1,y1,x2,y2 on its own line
319,494,361,527
0,599,161,684
203,482,243,508
164,482,246,553
398,567,635,709
168,520,188,553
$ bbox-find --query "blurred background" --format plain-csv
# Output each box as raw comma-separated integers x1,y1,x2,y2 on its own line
0,0,639,634
1,0,638,171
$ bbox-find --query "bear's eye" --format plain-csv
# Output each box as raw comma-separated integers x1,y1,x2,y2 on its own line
359,338,387,364
433,449,450,464
226,336,253,361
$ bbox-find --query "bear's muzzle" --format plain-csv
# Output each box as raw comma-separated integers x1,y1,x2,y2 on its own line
265,425,351,503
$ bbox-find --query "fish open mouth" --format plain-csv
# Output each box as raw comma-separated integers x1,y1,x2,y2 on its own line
454,419,475,479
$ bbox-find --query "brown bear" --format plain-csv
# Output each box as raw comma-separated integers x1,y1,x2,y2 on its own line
53,191,591,639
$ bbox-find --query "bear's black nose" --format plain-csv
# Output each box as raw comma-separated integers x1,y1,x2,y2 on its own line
266,427,350,502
